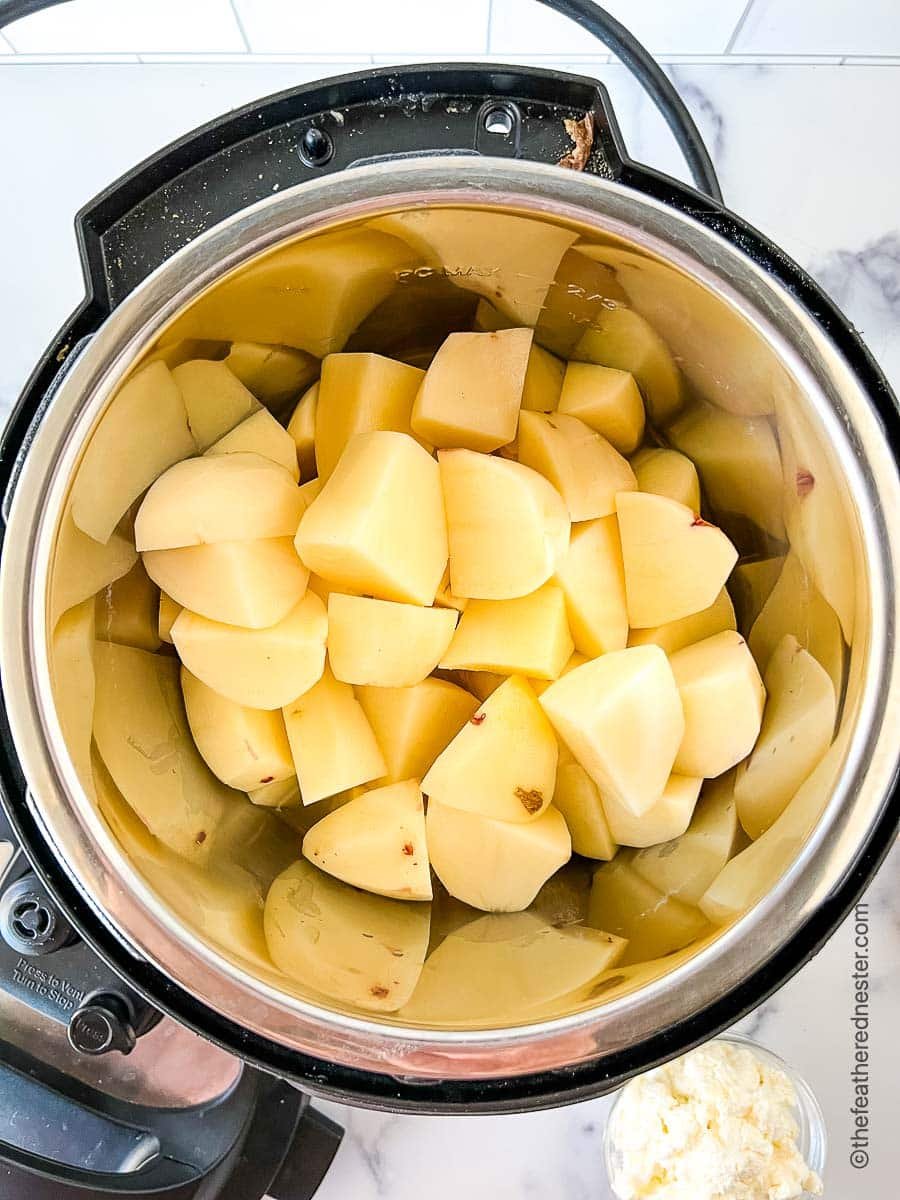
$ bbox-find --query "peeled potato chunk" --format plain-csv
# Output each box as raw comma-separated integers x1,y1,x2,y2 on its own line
443,668,507,702
51,599,96,794
411,329,532,451
522,344,566,413
734,635,835,840
729,556,784,631
71,360,195,544
439,449,570,600
51,504,137,625
143,538,309,630
555,515,627,656
553,745,618,860
303,779,430,901
356,678,478,782
528,650,588,697
95,559,160,653
206,409,299,480
172,359,261,451
670,630,765,778
135,453,304,552
601,774,702,849
616,491,738,628
627,588,736,655
158,592,182,643
630,447,700,511
265,860,430,1012
181,667,294,791
327,594,458,687
248,776,300,809
286,382,318,481
282,662,386,804
427,800,571,912
295,431,447,606
541,646,684,819
172,591,327,711
223,341,318,411
518,411,637,521
421,675,558,824
315,352,424,480
434,565,468,613
557,362,645,455
439,582,573,680
588,858,709,965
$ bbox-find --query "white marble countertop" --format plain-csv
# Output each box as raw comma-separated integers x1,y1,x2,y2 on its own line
1,18,898,1198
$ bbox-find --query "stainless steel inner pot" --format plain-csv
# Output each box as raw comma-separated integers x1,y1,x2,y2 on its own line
3,157,899,1089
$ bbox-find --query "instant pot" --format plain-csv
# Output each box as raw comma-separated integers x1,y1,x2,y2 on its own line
0,0,898,1189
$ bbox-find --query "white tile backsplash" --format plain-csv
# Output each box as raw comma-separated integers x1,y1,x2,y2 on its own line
3,0,246,54
734,0,900,56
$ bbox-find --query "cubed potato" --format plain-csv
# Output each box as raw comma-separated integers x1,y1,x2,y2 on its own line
734,635,835,839
627,588,736,655
172,591,327,711
534,247,630,357
729,556,784,631
601,774,702,848
172,359,262,451
71,361,195,544
631,772,743,905
51,504,137,625
528,651,588,696
427,800,570,912
181,667,294,791
286,382,318,481
434,564,468,613
442,668,507,701
248,776,301,809
327,594,458,687
282,662,386,804
95,559,160,653
555,515,628,656
51,599,95,794
265,860,430,1012
223,341,318,411
588,858,709,965
518,412,637,521
92,642,239,862
630,447,700,511
522,344,566,413
439,449,570,600
472,299,513,332
295,431,447,605
439,582,574,680
552,745,618,860
206,409,299,480
616,491,738,628
557,362,645,455
540,646,684,818
670,630,765,778
399,912,626,1025
411,329,532,452
143,537,309,630
356,678,478,782
158,592,182,643
149,339,229,371
303,779,430,900
135,453,305,552
315,352,425,480
421,675,558,824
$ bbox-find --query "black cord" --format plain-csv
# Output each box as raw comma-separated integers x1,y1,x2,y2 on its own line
535,0,723,202
0,0,71,27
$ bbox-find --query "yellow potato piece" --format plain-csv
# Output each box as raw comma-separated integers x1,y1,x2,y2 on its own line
630,447,700,511
71,360,195,544
588,858,709,965
172,591,327,711
206,409,299,480
158,592,182,644
92,642,239,862
303,779,430,901
734,635,836,839
51,599,96,795
553,745,618,860
439,448,570,600
427,800,570,912
522,344,566,413
601,774,702,849
51,503,137,625
422,675,558,824
143,538,309,630
315,352,424,480
248,776,301,810
327,594,458,687
355,678,478,782
412,329,532,452
557,362,645,455
627,588,736,655
295,431,447,606
135,453,304,552
472,299,512,332
555,515,627,656
95,559,160,653
729,556,784,631
286,381,318,481
518,411,637,521
223,341,318,411
434,564,468,613
540,646,684,818
181,667,294,791
670,630,765,778
172,359,261,451
265,860,430,1012
442,668,507,702
616,491,738,628
528,651,587,697
282,662,386,804
534,246,628,358
439,582,573,680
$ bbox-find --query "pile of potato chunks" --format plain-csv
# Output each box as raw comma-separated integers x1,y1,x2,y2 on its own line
51,220,847,1019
